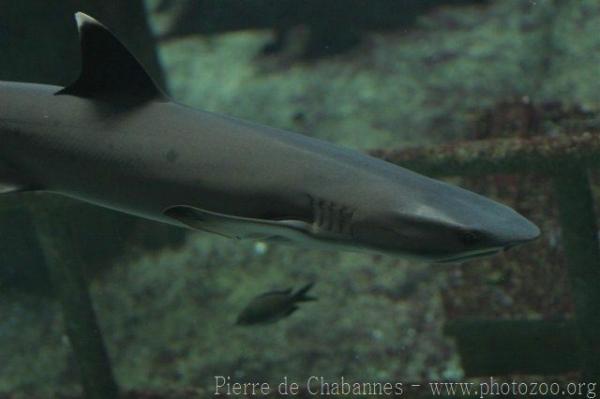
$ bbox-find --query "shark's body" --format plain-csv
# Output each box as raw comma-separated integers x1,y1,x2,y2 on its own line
0,13,539,262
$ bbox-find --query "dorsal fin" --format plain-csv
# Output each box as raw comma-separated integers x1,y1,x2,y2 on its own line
56,12,166,103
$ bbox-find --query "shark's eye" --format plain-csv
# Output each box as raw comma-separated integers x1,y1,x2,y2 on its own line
460,230,480,246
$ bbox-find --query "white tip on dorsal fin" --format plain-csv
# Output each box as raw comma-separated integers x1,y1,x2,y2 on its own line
56,12,166,104
74,12,97,29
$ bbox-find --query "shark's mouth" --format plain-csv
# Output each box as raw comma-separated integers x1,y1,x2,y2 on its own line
434,247,503,264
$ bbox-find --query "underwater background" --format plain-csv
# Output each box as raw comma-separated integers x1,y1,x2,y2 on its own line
1,0,599,398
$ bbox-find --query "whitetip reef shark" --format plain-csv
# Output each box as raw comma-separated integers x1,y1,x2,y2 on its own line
0,13,540,263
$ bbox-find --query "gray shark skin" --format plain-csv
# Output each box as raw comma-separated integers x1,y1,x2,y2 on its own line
0,13,539,263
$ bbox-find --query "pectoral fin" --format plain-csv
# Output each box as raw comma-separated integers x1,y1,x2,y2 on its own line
163,205,310,241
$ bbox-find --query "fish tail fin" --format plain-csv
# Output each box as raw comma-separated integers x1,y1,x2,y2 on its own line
293,282,317,302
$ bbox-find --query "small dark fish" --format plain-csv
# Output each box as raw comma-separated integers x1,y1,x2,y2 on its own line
236,283,316,326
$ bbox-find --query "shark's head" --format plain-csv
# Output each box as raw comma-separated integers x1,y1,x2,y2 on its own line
350,176,540,263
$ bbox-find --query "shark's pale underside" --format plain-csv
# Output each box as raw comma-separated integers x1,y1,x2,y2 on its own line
0,13,540,263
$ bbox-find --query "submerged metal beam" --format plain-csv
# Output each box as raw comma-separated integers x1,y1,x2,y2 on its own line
27,197,120,399
444,319,579,376
371,132,600,380
370,131,600,177
553,167,600,382
445,169,600,381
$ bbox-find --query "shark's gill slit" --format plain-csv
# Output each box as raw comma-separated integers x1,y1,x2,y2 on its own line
307,195,354,236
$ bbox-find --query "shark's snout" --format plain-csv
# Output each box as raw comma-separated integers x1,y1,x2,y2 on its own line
480,205,541,248
519,214,541,241
503,216,541,245
351,177,542,263
430,198,540,263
